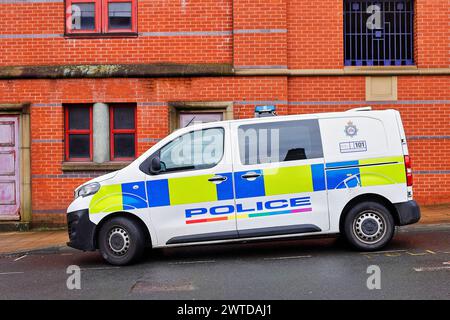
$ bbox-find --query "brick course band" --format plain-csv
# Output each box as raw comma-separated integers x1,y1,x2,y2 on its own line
32,209,66,215
139,31,232,37
415,171,450,175
408,136,450,140
32,172,110,179
32,139,63,143
0,34,63,39
233,29,287,34
138,138,162,143
0,29,287,40
288,100,450,106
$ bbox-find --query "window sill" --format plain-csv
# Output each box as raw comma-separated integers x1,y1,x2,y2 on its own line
62,161,131,172
344,66,418,71
64,32,138,39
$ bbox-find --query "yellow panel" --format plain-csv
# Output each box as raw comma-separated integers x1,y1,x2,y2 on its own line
89,184,123,214
168,174,217,205
360,156,406,186
263,165,313,196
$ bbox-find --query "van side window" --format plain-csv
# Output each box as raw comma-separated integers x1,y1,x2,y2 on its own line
155,127,224,173
238,120,323,165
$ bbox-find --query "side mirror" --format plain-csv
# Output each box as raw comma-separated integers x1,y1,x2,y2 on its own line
150,156,162,173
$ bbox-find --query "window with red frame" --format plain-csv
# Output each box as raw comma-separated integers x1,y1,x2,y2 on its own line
110,105,136,160
65,105,93,161
66,0,137,34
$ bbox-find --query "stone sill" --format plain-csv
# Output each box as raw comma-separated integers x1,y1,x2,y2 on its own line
61,161,130,172
235,67,450,76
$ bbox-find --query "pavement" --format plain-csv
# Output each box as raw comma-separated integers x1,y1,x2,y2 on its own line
0,225,448,299
0,203,448,256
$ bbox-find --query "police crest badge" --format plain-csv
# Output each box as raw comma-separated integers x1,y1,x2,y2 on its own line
345,121,358,137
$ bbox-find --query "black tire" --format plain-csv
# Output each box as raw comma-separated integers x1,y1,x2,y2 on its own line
343,201,395,251
98,216,146,265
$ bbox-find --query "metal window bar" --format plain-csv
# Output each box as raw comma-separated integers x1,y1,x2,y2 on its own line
344,1,414,66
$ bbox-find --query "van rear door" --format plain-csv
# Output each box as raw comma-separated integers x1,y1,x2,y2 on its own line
319,111,408,231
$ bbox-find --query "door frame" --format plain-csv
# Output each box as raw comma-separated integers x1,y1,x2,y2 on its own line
0,103,31,225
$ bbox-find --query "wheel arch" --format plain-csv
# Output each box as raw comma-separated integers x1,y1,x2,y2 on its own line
93,211,152,249
339,193,400,233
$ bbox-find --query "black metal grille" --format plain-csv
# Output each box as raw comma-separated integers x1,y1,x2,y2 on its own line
67,214,79,240
344,1,414,66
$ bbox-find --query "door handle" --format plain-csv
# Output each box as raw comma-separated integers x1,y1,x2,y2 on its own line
208,175,227,183
241,172,261,180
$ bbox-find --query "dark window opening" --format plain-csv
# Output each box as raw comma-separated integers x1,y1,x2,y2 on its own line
65,105,93,161
108,2,132,30
238,120,323,165
110,104,136,160
71,3,96,30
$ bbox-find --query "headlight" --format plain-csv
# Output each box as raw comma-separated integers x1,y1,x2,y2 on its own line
75,182,100,199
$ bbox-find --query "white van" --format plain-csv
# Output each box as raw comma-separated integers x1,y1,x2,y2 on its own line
66,107,420,265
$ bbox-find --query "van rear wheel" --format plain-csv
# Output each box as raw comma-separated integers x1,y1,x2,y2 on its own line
98,216,145,265
343,201,395,251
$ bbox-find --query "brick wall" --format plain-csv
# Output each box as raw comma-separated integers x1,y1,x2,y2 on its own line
0,1,448,226
233,0,287,68
0,0,233,65
0,1,447,68
287,0,343,69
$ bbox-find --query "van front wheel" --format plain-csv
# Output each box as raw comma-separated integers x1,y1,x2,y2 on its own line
343,201,395,251
98,217,145,265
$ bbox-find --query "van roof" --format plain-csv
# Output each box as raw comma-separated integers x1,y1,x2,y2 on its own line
185,108,398,129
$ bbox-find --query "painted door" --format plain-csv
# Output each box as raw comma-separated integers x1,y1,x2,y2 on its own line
0,116,20,220
230,117,329,238
147,123,237,245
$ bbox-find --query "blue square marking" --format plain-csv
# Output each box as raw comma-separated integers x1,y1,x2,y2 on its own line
311,164,326,191
234,170,265,199
146,179,170,207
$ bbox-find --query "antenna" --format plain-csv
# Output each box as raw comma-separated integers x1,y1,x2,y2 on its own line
184,116,196,127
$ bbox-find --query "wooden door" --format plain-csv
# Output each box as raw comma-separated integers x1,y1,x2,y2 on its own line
0,116,20,220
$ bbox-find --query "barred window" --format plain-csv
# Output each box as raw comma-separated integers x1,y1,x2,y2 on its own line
344,1,414,66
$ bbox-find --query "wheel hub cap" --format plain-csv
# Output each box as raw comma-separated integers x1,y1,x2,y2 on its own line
108,227,130,256
361,219,378,235
353,211,386,244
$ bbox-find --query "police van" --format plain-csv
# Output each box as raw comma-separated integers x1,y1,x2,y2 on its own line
67,106,420,265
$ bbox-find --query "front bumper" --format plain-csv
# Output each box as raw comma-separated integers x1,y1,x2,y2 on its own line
67,209,97,251
394,200,421,226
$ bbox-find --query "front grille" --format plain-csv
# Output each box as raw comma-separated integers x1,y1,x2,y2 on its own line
67,214,79,240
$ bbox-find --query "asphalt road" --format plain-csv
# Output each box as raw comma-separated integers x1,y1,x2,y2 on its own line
0,225,449,300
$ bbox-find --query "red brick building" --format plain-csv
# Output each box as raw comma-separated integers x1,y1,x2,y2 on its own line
0,0,448,228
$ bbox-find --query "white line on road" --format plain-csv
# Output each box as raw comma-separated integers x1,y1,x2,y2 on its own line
14,255,27,262
0,272,24,275
413,266,450,272
443,261,450,265
168,260,216,265
81,267,120,270
360,250,406,255
264,255,312,261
